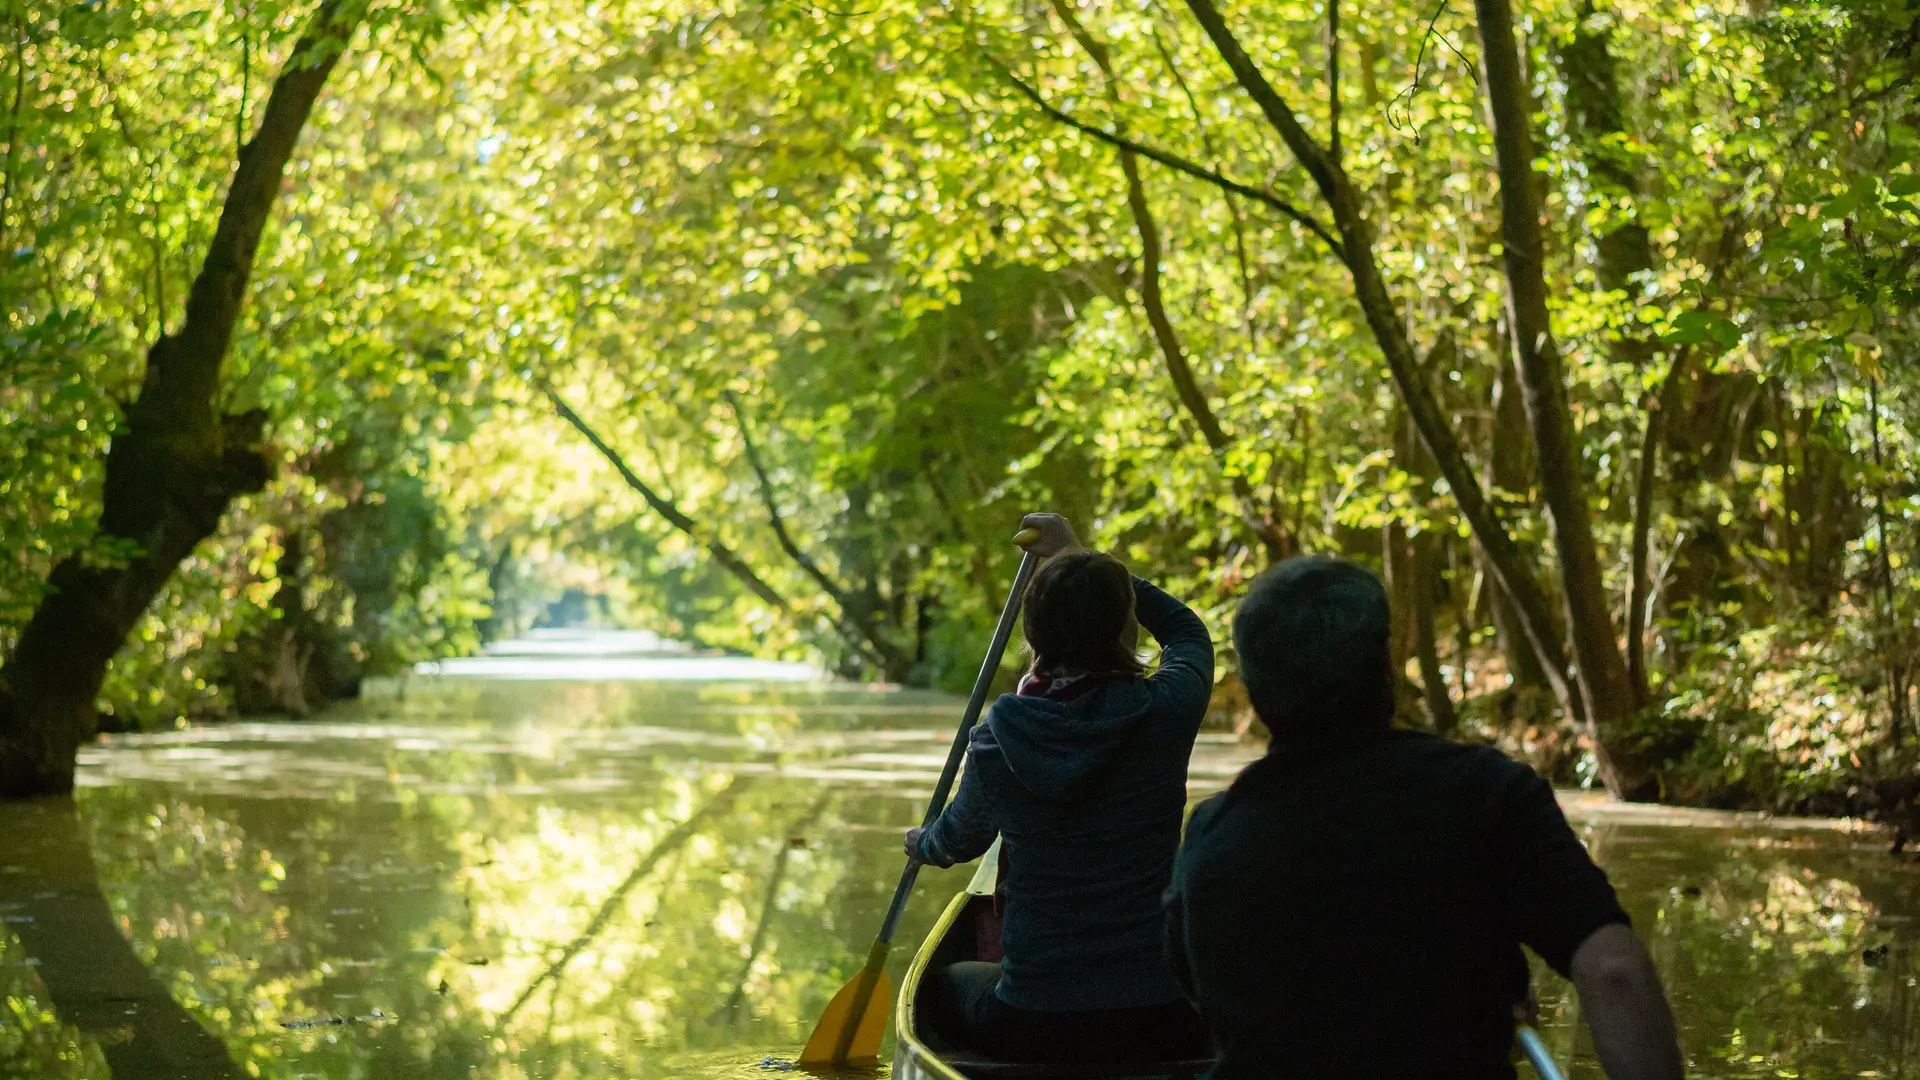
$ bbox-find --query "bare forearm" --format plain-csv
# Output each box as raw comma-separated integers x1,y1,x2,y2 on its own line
1571,924,1685,1080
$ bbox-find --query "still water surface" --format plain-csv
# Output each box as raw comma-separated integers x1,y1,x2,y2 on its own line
0,636,1915,1079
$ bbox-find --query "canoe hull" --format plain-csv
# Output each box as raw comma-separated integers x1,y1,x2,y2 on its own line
893,888,975,1080
893,842,1214,1080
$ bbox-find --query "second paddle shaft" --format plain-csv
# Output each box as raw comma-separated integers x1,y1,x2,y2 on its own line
875,541,1042,946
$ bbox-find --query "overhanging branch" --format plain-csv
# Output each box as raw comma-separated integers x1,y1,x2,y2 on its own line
543,385,792,613
989,58,1344,259
727,392,910,674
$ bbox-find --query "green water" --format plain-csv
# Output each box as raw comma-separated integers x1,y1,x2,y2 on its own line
0,659,1914,1079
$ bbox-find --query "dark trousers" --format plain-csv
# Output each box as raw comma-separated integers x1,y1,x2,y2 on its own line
923,961,1211,1064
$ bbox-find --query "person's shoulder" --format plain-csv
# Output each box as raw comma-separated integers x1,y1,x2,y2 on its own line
1185,754,1285,839
1185,789,1231,838
968,710,1007,753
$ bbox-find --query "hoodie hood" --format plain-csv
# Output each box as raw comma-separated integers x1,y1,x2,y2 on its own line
982,679,1156,798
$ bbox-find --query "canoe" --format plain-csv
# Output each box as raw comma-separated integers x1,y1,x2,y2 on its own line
891,842,1566,1080
893,840,1216,1080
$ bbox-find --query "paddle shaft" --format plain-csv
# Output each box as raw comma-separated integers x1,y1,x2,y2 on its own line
828,544,1040,1065
1517,1026,1565,1080
877,544,1041,945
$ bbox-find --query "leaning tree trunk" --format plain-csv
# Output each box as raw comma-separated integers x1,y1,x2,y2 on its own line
1172,0,1682,791
0,0,361,797
1473,0,1656,796
1178,0,1571,683
1390,405,1460,733
1030,0,1648,792
1485,352,1555,692
1385,519,1423,726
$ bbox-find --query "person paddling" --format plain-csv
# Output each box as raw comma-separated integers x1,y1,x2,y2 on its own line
903,512,1211,1063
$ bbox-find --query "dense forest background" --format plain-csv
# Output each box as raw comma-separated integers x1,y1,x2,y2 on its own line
1,0,1915,809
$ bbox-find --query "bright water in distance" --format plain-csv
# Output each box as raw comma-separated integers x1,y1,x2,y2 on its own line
0,629,1915,1079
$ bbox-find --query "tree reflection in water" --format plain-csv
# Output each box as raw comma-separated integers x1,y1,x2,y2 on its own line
0,676,1912,1079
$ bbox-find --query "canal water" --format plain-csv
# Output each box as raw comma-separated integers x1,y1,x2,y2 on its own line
0,633,1914,1079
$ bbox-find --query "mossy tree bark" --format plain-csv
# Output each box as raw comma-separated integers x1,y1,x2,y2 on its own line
0,0,363,797
1473,0,1658,796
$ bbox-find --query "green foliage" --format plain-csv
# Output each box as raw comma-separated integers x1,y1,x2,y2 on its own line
0,0,1915,801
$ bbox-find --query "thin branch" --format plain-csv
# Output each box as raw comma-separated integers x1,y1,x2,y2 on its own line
1327,0,1342,164
1044,0,1289,559
543,385,791,612
1869,372,1910,748
1145,18,1259,333
1626,345,1690,701
1387,0,1476,137
727,392,908,672
235,4,252,160
989,58,1344,258
0,21,25,255
1180,0,1339,195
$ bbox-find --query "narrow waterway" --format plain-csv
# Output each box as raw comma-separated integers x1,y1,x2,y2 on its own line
0,633,1914,1079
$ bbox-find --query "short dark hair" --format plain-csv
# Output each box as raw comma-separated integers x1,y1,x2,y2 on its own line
1023,552,1143,676
1233,556,1394,736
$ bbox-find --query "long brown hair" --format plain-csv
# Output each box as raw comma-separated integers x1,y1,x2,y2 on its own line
1021,551,1144,676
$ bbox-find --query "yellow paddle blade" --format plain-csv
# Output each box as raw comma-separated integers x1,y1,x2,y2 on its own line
798,948,893,1066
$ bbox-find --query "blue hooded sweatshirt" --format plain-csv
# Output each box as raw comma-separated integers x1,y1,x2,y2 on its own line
915,576,1214,1012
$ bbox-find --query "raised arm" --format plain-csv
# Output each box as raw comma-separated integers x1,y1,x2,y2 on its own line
1135,576,1214,708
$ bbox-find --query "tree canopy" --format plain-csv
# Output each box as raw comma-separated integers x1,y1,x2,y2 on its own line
2,0,1915,805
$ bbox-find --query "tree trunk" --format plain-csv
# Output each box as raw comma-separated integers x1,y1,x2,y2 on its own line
0,0,361,797
1473,0,1656,796
1392,405,1460,733
1174,0,1664,788
545,387,793,613
1627,346,1692,700
1384,521,1423,726
1412,527,1460,735
1486,345,1554,691
1553,0,1653,292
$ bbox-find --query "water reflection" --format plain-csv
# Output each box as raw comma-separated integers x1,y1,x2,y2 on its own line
0,667,1912,1079
1534,822,1920,1078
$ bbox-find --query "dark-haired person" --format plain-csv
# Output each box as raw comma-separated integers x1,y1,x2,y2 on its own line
902,512,1211,1063
1165,555,1685,1080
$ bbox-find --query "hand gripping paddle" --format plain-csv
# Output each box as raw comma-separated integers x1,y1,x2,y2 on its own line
797,527,1042,1067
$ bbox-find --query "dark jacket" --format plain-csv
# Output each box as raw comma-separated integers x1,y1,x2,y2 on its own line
916,576,1214,1012
1165,729,1629,1079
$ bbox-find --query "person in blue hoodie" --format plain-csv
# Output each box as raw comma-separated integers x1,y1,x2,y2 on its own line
902,512,1212,1063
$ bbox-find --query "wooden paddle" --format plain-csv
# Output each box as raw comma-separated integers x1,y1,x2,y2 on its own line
798,527,1043,1068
